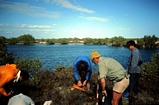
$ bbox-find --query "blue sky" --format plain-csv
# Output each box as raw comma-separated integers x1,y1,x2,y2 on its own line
0,0,159,39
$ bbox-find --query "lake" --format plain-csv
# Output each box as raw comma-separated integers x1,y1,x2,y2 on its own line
7,44,159,72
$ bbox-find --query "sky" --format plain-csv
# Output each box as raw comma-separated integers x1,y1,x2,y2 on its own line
0,0,159,39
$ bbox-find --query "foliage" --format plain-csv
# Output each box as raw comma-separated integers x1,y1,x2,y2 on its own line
8,37,19,45
0,36,14,65
141,53,159,84
18,34,35,45
136,38,145,48
83,38,93,44
59,38,69,44
15,58,42,76
23,67,96,105
143,35,158,49
110,36,125,46
10,65,159,105
1,34,159,48
46,39,55,45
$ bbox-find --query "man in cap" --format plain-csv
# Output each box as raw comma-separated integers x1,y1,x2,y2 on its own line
0,64,29,97
90,50,129,105
73,56,92,90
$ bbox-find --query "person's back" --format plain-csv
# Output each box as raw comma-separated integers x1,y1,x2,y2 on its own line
98,57,127,82
0,64,18,80
8,93,35,105
0,64,19,96
73,56,92,90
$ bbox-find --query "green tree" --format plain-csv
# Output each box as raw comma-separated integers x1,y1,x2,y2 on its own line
0,36,14,65
8,37,19,45
136,38,144,48
110,36,125,46
143,35,158,48
83,38,93,44
46,39,55,45
18,34,35,45
59,38,68,44
15,58,42,76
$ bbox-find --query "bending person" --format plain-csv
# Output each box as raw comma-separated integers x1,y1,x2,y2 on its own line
0,64,29,97
73,56,92,90
90,50,129,105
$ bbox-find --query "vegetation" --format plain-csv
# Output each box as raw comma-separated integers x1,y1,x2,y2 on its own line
18,34,35,45
0,36,14,65
141,53,159,84
143,35,159,48
1,34,159,48
46,39,55,45
15,58,43,76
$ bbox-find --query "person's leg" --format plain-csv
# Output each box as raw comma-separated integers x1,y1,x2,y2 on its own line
86,81,90,90
129,73,138,94
112,77,129,105
112,91,122,105
133,73,140,94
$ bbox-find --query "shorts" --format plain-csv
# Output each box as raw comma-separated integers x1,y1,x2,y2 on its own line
113,77,129,93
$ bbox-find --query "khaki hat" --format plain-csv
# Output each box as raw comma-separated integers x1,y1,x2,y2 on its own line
90,50,101,60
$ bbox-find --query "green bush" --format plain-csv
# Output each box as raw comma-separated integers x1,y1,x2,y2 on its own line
15,58,42,76
141,53,159,84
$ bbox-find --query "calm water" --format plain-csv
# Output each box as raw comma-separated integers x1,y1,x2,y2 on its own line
7,44,159,72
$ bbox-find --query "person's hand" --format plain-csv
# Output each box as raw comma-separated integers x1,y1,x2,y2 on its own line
83,80,87,86
102,90,107,96
77,80,82,87
8,90,14,96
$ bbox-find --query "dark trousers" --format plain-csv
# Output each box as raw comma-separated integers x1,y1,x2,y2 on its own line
129,73,140,94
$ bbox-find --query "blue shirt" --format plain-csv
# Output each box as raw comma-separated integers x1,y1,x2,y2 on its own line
73,56,92,81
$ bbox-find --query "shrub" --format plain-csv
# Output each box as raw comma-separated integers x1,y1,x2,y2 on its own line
141,53,159,84
15,58,43,76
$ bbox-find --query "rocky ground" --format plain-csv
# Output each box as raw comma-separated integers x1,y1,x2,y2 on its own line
2,66,159,105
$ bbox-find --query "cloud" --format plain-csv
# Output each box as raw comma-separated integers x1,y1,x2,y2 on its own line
0,0,61,18
71,30,77,33
118,28,130,31
79,16,109,22
0,24,51,29
0,24,57,36
52,0,95,13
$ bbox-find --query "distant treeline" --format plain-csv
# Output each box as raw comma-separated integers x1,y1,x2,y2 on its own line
0,34,159,49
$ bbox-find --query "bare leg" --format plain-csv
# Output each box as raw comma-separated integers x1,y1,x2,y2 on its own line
111,91,122,105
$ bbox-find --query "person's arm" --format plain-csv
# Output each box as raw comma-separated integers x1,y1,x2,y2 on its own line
0,76,13,96
0,88,8,96
100,78,106,91
73,65,79,81
100,78,107,96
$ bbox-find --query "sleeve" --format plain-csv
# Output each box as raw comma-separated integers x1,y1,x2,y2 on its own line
85,59,92,81
98,63,107,80
73,60,79,81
